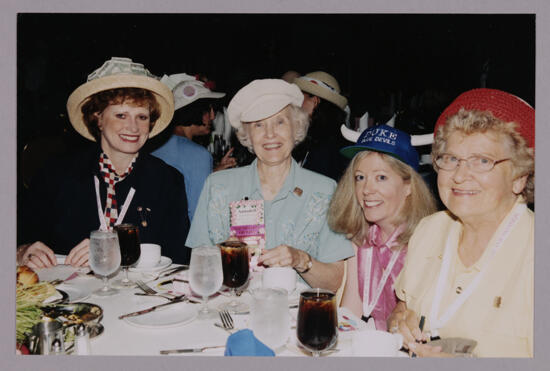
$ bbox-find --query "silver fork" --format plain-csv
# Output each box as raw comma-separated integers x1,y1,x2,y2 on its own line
135,280,175,300
218,310,235,331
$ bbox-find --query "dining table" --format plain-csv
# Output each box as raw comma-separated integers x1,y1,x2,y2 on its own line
31,257,407,357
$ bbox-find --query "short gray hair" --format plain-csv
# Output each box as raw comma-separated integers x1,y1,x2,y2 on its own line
235,105,310,153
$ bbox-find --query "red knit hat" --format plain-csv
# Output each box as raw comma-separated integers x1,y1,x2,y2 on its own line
434,88,535,148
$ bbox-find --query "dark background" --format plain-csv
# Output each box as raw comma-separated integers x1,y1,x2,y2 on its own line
17,13,535,182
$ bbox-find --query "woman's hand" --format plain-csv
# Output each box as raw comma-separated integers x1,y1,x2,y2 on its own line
387,301,428,347
214,148,237,172
64,239,90,267
258,244,304,268
407,342,453,358
17,242,56,269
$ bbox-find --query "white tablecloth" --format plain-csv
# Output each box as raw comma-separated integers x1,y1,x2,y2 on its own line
36,263,403,357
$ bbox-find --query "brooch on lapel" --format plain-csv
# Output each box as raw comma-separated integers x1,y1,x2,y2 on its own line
137,206,151,227
293,187,303,197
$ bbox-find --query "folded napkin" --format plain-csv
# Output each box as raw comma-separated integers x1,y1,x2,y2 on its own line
224,329,275,356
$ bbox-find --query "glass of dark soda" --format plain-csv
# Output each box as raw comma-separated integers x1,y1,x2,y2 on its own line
296,288,338,357
217,240,249,314
112,223,141,288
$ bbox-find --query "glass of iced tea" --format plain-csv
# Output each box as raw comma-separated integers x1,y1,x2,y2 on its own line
217,240,249,314
296,288,338,357
111,223,141,288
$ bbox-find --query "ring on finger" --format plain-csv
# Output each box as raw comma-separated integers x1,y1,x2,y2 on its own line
390,325,399,333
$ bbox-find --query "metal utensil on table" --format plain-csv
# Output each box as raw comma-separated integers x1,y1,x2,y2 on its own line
158,265,189,278
160,345,225,354
136,280,175,300
118,294,187,319
218,310,234,330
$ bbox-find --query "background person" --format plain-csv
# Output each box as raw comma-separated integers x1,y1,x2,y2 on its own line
387,88,534,357
152,73,235,221
292,71,350,181
17,57,191,268
329,124,436,330
186,79,354,291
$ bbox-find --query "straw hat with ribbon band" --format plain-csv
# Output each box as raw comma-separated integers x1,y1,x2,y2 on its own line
294,71,348,111
161,73,225,111
340,124,422,171
227,79,304,131
434,88,535,149
67,57,175,142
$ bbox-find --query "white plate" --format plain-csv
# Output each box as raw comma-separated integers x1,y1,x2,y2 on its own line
36,263,89,282
56,283,92,303
123,302,198,328
129,256,172,273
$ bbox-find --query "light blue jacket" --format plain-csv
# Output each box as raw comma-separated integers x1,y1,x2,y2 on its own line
187,158,353,264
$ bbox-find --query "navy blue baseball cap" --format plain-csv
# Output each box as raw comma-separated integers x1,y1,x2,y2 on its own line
340,124,420,170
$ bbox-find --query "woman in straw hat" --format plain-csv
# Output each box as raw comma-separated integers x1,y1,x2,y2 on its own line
328,124,437,331
17,57,191,268
387,88,534,357
292,71,350,181
186,79,354,291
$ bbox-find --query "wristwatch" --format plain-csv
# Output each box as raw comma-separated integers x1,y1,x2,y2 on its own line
297,253,313,274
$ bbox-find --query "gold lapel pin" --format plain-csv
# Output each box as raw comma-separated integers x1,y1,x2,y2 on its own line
293,187,303,197
493,296,502,308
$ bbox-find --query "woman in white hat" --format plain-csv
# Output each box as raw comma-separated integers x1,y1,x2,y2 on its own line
17,57,191,268
292,71,350,181
186,79,354,291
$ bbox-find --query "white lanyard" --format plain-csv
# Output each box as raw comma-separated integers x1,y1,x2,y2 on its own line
94,176,136,231
429,203,527,337
362,246,401,317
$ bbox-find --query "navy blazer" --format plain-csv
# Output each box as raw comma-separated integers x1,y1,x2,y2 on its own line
19,144,191,264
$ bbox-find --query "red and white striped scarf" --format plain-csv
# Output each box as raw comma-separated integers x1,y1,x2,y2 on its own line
98,152,137,229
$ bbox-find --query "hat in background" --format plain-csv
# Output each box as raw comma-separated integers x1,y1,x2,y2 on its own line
434,88,535,148
67,57,174,142
294,71,348,110
161,73,225,110
227,79,304,131
340,124,420,170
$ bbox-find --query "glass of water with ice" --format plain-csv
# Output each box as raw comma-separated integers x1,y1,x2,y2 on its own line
89,229,121,297
189,245,223,319
250,288,290,351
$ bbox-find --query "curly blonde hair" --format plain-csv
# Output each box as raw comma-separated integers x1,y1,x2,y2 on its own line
432,108,534,203
235,105,309,153
328,151,437,248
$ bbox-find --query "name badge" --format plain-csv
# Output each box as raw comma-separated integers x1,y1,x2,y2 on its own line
229,199,265,270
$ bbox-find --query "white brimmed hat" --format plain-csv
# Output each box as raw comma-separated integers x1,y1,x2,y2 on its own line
160,73,225,110
293,71,348,110
67,57,175,141
227,79,304,131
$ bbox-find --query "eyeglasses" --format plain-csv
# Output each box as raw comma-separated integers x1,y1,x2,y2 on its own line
434,154,511,173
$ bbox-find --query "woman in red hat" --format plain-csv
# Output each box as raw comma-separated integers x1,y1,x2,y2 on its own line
388,88,535,357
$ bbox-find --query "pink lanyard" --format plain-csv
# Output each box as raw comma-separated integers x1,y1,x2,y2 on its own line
359,224,404,317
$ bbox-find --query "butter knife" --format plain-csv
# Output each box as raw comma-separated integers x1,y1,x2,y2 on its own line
118,295,187,319
160,345,225,354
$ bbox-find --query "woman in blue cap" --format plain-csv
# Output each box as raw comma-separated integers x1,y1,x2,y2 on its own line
328,124,437,330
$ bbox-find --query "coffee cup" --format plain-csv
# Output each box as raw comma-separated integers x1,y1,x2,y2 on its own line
351,330,403,357
136,243,161,268
262,267,296,294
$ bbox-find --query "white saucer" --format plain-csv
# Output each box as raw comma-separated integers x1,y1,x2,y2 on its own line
123,302,198,328
129,256,172,273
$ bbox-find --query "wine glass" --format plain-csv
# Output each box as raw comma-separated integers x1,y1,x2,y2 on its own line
296,288,338,357
189,245,223,319
112,223,141,288
217,240,250,314
89,230,121,296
